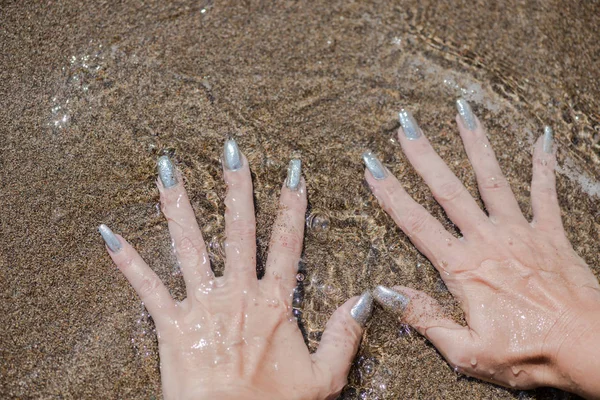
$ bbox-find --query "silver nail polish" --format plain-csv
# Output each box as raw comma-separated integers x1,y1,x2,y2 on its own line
286,159,301,190
223,139,242,171
456,98,477,131
362,151,387,180
350,291,374,327
373,285,409,314
157,155,177,188
398,109,422,140
543,126,554,154
99,224,122,253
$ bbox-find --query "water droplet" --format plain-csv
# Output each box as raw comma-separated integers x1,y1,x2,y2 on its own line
470,357,477,367
306,212,330,232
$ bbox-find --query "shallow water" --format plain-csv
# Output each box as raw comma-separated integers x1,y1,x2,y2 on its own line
1,1,599,399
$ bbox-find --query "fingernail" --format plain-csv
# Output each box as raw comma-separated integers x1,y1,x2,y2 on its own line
157,155,177,188
373,285,409,314
456,98,477,131
286,159,301,190
543,126,554,154
223,138,242,171
99,224,122,253
362,151,387,180
398,109,421,140
350,291,374,327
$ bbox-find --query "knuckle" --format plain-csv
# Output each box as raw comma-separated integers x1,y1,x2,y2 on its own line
479,174,509,192
227,219,256,238
272,232,303,256
177,237,200,256
402,210,430,236
137,277,162,298
433,180,466,203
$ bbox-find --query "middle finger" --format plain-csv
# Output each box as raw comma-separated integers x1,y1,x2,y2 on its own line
221,139,258,285
397,109,491,238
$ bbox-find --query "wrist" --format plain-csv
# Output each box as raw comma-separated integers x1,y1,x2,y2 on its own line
546,309,600,399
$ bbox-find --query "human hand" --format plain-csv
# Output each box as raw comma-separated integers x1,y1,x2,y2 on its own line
363,101,600,397
99,140,373,400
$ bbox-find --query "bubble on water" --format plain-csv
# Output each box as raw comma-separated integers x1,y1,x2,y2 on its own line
49,43,109,132
306,212,330,232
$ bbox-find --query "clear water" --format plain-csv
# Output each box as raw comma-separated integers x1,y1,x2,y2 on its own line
2,1,599,399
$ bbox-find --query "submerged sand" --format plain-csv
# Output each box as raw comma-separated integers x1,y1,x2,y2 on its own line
1,1,599,398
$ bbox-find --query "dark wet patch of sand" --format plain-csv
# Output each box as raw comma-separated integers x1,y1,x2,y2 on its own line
1,1,599,398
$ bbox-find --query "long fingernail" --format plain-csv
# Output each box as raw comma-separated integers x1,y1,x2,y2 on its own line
362,151,387,180
543,126,554,154
350,291,374,327
373,285,409,314
286,159,301,190
157,155,177,188
223,138,242,171
99,224,122,253
398,109,421,140
456,98,477,131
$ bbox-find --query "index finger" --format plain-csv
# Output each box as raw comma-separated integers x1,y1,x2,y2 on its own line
363,152,465,274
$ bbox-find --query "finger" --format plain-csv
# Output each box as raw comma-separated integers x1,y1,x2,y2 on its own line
157,156,213,297
312,292,373,395
455,99,525,223
397,109,490,237
530,127,563,231
222,139,257,283
263,160,307,296
373,285,478,375
99,225,175,327
363,152,465,273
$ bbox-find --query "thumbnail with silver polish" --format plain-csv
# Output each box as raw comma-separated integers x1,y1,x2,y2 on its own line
373,286,410,314
362,151,387,180
350,291,374,327
456,98,477,131
157,155,177,188
398,109,422,140
223,139,242,171
99,224,122,253
286,159,301,190
543,126,554,154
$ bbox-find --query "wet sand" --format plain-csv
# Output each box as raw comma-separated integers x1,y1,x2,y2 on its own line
1,1,599,398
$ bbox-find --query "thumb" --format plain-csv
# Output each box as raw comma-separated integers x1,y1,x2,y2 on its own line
311,292,373,396
373,285,479,374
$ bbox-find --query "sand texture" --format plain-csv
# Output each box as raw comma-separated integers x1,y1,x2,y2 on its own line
1,0,599,398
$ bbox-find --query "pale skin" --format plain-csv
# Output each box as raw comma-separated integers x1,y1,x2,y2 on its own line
102,151,366,400
100,107,600,399
366,110,600,399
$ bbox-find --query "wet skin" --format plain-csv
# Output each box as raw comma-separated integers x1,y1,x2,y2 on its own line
366,100,600,399
100,143,373,400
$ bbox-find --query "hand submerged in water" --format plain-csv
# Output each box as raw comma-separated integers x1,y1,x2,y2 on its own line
364,100,600,398
99,140,373,400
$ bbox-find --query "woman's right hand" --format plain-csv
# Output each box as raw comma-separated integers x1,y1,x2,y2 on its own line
363,100,600,398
